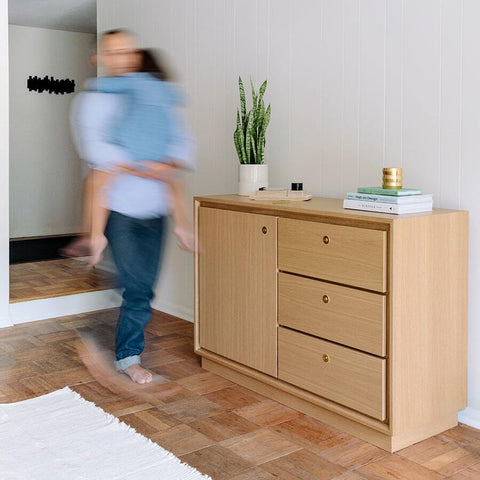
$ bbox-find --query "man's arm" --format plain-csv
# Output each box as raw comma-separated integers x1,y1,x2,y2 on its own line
76,129,128,171
113,161,180,185
70,93,129,171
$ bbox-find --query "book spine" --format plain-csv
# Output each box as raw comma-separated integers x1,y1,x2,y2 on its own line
346,192,433,204
343,199,399,213
357,187,422,196
346,193,398,204
343,199,433,214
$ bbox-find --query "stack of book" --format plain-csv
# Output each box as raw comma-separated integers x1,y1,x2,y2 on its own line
343,187,433,214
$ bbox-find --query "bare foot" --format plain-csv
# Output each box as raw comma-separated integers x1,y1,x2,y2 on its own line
174,226,195,252
60,236,91,258
77,337,159,402
122,364,153,384
89,234,108,266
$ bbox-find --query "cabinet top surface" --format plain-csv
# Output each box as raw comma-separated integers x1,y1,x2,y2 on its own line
195,195,466,224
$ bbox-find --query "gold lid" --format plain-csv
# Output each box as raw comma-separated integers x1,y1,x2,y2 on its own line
383,167,402,174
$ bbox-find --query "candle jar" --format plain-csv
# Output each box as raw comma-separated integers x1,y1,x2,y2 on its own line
382,167,402,189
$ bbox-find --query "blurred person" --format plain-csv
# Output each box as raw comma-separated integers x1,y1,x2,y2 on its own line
67,48,192,260
71,30,195,384
86,47,194,265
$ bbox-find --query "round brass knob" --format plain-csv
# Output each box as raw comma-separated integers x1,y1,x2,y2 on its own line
322,295,329,304
262,226,267,234
322,354,330,363
323,235,330,245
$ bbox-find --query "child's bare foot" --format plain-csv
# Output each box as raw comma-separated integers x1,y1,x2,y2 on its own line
89,234,108,266
60,236,91,258
174,226,195,252
122,364,153,384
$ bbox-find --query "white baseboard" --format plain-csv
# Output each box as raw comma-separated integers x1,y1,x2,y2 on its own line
2,291,192,327
9,289,122,325
459,407,480,430
151,298,194,323
0,314,12,328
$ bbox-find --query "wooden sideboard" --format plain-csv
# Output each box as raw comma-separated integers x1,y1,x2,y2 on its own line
194,195,468,452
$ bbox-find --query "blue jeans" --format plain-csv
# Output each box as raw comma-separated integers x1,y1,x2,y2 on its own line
105,211,167,370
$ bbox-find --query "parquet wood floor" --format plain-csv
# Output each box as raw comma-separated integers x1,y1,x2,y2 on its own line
9,258,117,303
1,309,479,479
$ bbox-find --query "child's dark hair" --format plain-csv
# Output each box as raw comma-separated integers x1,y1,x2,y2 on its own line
101,28,135,38
140,49,171,81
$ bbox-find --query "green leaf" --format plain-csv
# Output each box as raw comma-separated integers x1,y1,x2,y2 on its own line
259,103,271,163
256,99,265,139
258,123,265,163
257,131,264,163
234,130,242,162
245,112,254,164
235,109,247,163
263,104,271,134
238,77,246,125
258,80,267,104
250,78,258,114
251,130,257,163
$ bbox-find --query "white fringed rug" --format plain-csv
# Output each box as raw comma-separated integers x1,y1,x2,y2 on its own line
0,387,211,480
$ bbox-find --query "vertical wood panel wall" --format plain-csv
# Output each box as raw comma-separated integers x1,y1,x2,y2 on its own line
97,0,480,424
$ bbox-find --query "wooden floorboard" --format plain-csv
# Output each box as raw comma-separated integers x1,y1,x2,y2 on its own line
9,258,117,303
0,309,479,479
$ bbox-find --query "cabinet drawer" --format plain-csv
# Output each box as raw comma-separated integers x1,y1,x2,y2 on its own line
278,273,386,356
278,218,387,292
278,327,386,420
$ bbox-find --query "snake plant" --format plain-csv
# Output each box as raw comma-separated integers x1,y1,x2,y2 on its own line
234,77,271,164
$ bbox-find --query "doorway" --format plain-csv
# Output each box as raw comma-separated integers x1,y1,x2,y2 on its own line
8,1,115,305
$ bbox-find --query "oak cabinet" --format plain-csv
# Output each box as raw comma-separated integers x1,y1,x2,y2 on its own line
195,195,468,452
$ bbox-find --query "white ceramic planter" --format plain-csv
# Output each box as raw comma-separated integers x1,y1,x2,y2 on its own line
238,164,268,196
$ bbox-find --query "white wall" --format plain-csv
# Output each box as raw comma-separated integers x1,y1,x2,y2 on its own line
97,0,480,427
9,25,96,238
0,2,9,325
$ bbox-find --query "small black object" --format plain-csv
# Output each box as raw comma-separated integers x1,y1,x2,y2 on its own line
291,182,303,191
27,75,75,95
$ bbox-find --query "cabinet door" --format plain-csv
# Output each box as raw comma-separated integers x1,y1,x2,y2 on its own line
198,207,277,376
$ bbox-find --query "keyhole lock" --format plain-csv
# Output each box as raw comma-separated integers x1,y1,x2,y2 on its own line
323,235,330,245
322,354,330,363
262,226,268,234
322,295,330,304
